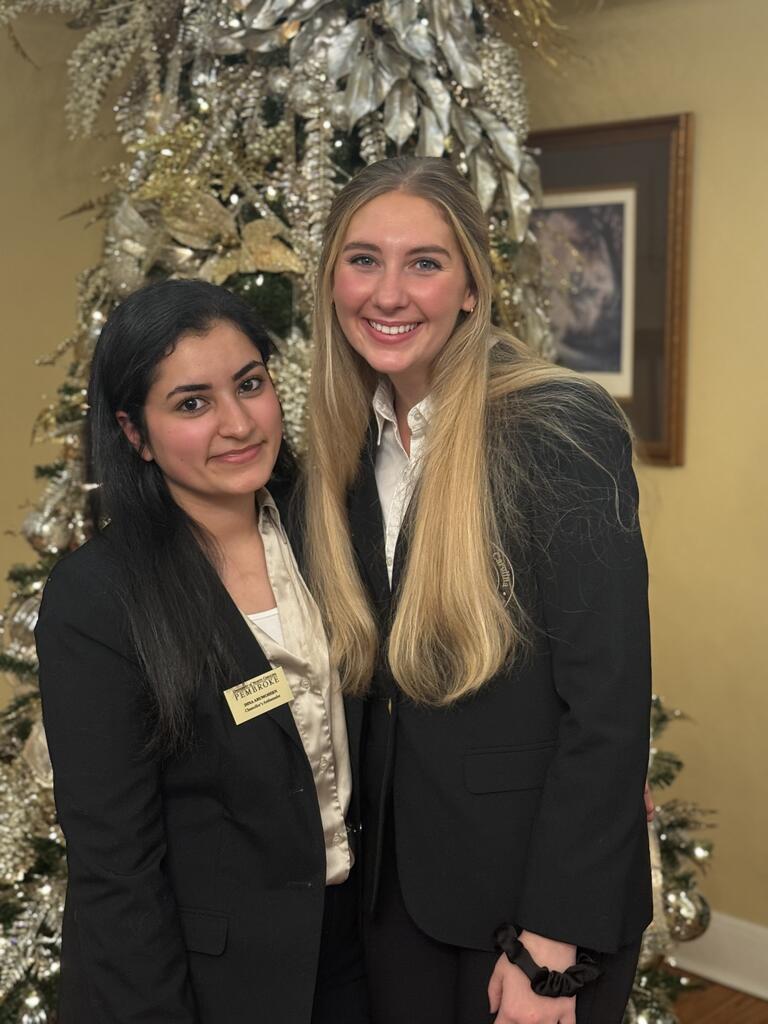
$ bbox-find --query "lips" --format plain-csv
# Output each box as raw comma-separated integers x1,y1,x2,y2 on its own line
210,442,264,464
364,318,422,342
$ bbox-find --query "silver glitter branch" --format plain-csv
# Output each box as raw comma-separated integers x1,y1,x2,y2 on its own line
0,0,92,26
358,111,387,165
65,1,161,137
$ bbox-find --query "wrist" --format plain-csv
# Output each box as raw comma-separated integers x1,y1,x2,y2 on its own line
493,923,601,999
518,929,576,972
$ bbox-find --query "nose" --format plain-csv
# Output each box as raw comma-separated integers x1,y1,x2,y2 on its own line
371,266,408,313
217,395,252,439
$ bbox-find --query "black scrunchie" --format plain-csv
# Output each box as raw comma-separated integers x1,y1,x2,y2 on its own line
493,924,602,998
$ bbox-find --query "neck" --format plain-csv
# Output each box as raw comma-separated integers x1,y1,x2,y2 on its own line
168,487,260,549
389,374,429,456
389,373,428,417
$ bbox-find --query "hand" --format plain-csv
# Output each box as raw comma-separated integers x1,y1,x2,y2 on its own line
644,779,655,822
488,930,577,1024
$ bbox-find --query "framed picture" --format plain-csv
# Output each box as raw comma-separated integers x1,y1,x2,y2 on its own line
529,115,693,466
532,187,637,400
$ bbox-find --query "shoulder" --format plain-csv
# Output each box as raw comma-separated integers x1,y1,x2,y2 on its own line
42,530,122,596
488,376,639,546
37,531,128,639
491,376,632,479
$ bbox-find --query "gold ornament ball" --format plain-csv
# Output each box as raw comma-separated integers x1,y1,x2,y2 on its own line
635,1010,678,1024
21,508,75,555
665,888,711,942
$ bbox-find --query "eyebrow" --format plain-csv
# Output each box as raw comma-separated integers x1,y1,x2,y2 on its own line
164,359,264,399
342,242,453,259
232,359,261,381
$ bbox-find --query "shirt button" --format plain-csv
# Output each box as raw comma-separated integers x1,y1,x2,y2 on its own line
318,757,329,773
333,831,345,845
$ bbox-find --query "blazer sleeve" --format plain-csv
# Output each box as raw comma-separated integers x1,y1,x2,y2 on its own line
35,548,198,1022
514,414,652,953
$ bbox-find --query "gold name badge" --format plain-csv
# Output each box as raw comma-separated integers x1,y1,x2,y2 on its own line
223,666,293,725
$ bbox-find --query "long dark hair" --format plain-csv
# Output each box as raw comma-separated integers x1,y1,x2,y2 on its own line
88,278,294,756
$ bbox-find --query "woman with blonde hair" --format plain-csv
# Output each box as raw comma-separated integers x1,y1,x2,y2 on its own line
303,157,652,1024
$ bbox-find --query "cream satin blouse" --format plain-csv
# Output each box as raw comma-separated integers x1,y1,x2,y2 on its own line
243,489,352,886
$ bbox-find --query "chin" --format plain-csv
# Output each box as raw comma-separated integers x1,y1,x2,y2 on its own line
361,348,416,376
219,471,274,496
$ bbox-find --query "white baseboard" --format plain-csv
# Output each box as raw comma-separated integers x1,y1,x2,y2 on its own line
673,910,768,1000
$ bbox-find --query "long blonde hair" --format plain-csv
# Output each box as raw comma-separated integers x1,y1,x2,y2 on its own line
305,157,628,704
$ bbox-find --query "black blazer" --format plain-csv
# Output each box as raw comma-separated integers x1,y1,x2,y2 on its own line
347,394,653,955
35,511,336,1023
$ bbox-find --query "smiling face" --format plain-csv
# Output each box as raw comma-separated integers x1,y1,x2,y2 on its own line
332,190,475,404
118,320,282,516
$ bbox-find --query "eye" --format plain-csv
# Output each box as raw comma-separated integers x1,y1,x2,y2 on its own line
176,396,207,413
414,257,441,271
348,254,377,268
238,376,264,395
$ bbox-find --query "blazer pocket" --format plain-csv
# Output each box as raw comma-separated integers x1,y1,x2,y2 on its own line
464,741,556,794
179,907,228,956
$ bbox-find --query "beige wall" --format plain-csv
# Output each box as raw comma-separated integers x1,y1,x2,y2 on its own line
0,18,121,702
521,0,768,925
2,1,767,925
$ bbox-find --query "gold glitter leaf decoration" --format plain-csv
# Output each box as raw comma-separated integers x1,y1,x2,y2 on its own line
129,121,209,206
199,217,304,284
197,251,243,286
164,194,238,251
240,218,304,274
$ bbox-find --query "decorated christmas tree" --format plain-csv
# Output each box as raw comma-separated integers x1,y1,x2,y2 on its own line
626,697,715,1024
0,2,711,1020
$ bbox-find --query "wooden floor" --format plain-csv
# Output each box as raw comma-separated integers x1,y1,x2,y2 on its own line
675,978,768,1023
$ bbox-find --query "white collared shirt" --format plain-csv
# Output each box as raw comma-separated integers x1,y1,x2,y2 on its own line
244,489,352,886
372,379,432,584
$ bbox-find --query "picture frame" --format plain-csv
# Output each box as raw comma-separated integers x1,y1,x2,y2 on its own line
529,115,693,466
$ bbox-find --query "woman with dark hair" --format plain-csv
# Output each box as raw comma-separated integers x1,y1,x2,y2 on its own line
35,279,368,1024
303,157,652,1024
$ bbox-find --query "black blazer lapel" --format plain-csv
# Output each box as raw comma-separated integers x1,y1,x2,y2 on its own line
212,578,304,753
391,509,411,597
343,694,364,815
348,423,390,616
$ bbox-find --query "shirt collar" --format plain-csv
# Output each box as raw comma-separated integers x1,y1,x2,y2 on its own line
372,378,433,446
256,487,281,529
